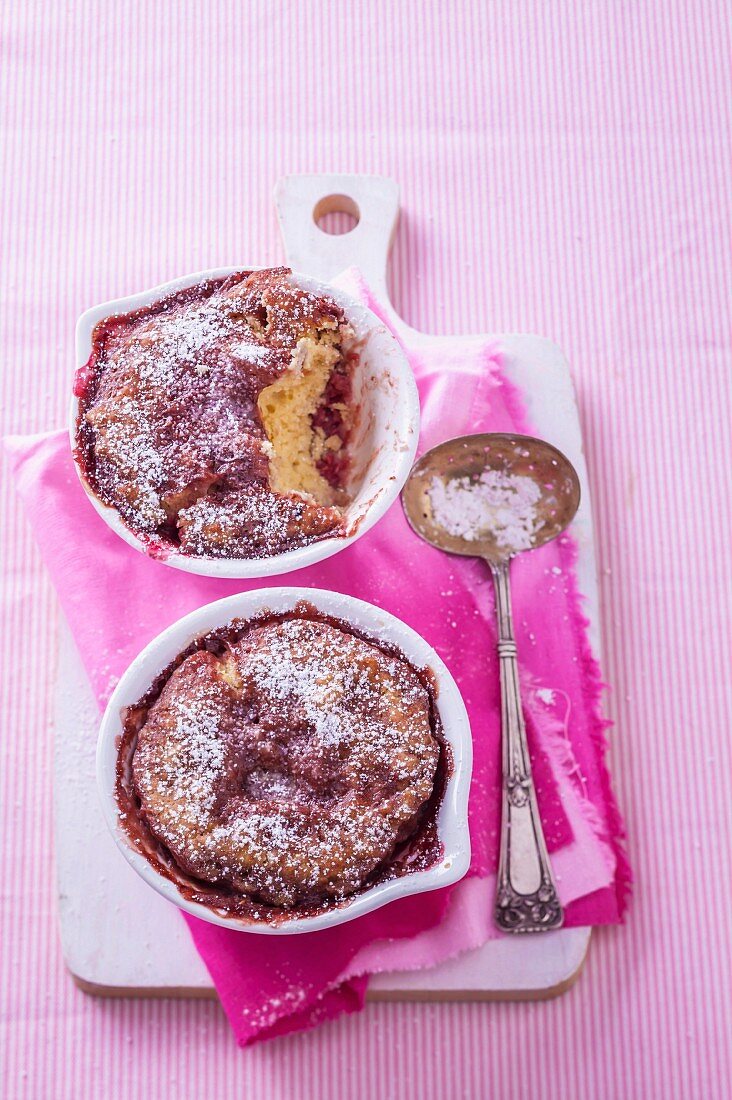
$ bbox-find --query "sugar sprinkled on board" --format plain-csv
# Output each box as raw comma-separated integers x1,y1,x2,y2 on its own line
428,468,542,553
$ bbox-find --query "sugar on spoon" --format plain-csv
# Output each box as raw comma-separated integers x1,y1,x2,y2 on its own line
401,433,581,933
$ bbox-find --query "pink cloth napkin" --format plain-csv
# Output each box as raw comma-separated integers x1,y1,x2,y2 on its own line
6,275,629,1045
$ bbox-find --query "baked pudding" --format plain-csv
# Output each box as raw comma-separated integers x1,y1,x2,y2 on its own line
116,605,449,921
74,269,358,558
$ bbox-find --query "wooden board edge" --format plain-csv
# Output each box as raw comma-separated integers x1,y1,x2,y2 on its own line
70,972,218,1000
368,949,588,1003
69,937,588,1003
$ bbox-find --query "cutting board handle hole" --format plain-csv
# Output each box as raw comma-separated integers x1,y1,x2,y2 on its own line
313,194,360,236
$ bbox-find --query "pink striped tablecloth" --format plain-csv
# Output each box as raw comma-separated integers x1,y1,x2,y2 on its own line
1,2,730,1097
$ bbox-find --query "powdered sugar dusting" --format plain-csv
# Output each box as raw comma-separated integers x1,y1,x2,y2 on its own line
232,340,272,362
131,616,440,909
428,468,543,553
176,486,342,559
159,674,227,820
78,270,352,555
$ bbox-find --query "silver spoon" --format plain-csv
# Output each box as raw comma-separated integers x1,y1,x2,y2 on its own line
402,432,581,933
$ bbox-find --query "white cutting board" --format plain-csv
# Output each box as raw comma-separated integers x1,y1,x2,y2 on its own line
56,174,598,1000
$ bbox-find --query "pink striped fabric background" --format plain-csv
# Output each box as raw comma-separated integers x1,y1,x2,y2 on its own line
1,1,730,1096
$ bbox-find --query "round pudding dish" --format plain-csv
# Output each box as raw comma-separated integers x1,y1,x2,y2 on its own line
71,268,419,578
97,589,472,934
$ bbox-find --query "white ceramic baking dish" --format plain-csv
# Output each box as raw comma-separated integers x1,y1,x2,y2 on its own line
70,269,419,577
96,587,472,934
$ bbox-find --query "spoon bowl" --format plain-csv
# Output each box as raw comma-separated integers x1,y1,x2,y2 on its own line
401,433,580,565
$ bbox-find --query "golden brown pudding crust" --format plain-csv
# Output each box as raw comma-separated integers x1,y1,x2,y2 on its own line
74,269,356,559
122,609,445,915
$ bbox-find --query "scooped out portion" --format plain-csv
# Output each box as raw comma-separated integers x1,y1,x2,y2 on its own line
74,268,358,559
258,330,353,507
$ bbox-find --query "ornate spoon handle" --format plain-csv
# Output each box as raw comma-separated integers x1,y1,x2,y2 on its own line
490,559,564,933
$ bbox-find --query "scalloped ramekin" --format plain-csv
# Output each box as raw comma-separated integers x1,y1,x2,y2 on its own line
96,587,472,935
70,269,419,577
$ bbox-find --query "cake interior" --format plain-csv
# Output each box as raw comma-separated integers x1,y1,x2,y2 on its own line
258,330,351,507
